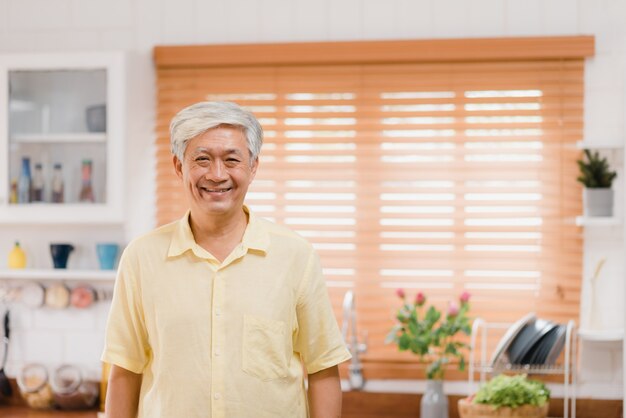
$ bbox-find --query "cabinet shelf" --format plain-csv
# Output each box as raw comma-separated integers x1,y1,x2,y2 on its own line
576,216,622,226
578,328,623,342
0,268,115,282
576,141,623,149
12,133,107,143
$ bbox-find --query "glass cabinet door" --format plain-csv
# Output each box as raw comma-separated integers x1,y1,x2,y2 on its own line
0,53,125,224
9,69,108,205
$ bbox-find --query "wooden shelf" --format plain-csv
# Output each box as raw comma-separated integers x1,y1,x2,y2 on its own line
0,268,115,282
11,133,107,143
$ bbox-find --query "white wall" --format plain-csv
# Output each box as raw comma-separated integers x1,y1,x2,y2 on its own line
0,0,624,399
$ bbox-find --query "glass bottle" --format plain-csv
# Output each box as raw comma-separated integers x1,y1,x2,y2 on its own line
51,163,64,203
17,157,31,204
31,163,44,202
79,159,95,203
9,179,18,204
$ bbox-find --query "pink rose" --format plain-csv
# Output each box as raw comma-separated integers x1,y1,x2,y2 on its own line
396,288,405,299
415,292,426,307
460,291,471,305
447,301,459,317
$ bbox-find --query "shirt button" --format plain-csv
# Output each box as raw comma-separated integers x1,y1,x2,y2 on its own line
215,308,221,316
214,393,221,400
214,348,221,356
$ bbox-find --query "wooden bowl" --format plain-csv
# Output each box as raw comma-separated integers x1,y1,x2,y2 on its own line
458,399,549,418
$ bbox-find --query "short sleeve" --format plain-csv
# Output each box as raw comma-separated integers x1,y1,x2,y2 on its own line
293,250,351,374
101,247,150,374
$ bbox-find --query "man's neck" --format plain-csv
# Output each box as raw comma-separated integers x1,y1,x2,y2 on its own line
189,208,249,262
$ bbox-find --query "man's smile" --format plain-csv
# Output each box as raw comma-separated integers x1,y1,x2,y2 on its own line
200,186,232,193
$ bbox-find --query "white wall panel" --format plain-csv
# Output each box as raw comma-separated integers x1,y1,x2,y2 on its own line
328,0,361,40
226,0,261,43
431,0,470,38
4,30,101,52
64,331,105,364
195,1,230,43
542,0,578,35
161,0,197,44
396,0,433,39
362,0,397,40
293,0,329,41
72,0,133,29
100,29,136,50
34,308,97,331
8,0,72,30
259,0,294,42
505,0,542,36
584,85,625,140
468,0,505,37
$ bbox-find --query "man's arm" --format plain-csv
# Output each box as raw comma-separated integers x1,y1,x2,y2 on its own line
307,365,342,418
105,364,142,418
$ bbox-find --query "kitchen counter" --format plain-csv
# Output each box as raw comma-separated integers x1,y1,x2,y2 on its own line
0,406,99,417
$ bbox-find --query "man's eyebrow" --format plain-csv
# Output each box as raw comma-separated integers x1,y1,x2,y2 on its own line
190,147,245,156
224,148,245,156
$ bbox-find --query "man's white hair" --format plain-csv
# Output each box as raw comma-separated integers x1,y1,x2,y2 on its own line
170,101,263,161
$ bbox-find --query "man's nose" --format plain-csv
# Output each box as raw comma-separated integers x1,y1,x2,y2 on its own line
205,160,227,181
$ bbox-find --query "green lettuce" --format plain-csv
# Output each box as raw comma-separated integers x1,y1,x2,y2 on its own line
473,374,550,409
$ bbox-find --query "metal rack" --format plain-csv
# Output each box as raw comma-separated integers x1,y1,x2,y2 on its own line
468,318,577,418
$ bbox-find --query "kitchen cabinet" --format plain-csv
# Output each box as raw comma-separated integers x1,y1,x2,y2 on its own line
0,52,125,224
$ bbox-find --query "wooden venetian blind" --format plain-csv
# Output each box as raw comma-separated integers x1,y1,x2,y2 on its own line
155,37,594,378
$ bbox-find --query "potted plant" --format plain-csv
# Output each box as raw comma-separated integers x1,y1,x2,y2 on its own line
458,374,550,418
577,149,618,216
386,290,472,418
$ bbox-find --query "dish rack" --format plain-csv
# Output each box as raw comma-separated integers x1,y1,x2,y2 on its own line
468,318,577,418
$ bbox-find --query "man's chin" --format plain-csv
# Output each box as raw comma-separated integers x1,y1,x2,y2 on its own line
193,201,239,216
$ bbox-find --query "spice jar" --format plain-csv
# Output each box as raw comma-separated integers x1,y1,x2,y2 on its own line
17,363,54,409
50,364,99,410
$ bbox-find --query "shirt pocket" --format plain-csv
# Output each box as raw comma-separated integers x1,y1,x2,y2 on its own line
242,314,290,381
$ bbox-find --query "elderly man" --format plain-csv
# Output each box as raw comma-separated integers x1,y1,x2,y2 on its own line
102,101,351,418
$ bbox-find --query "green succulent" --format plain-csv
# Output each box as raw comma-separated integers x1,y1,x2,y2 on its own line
577,149,617,188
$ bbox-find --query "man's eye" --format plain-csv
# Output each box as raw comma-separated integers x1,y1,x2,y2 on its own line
195,157,209,161
226,158,240,163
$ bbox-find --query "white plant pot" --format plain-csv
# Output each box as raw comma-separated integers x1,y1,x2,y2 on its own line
583,188,614,217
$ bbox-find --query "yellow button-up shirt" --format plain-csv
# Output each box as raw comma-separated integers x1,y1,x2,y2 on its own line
102,209,351,418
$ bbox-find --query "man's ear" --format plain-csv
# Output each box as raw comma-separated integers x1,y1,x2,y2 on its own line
173,155,183,179
250,157,259,181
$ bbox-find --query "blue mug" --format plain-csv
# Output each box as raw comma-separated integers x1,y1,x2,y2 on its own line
96,243,119,270
50,243,74,269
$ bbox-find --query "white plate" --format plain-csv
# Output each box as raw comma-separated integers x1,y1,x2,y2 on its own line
489,312,536,367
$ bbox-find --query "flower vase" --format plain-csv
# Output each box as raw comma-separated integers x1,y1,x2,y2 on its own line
421,379,448,418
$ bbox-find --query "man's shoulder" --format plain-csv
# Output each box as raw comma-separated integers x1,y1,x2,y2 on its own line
124,219,178,256
255,217,313,250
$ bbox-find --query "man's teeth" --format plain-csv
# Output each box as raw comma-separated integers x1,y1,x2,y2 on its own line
203,188,230,192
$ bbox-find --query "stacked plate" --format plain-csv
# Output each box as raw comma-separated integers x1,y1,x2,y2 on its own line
490,313,567,367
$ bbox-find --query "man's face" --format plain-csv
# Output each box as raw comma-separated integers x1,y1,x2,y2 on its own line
174,126,258,218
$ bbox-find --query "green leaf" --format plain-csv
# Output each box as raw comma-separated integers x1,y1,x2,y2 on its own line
385,325,402,344
398,333,411,350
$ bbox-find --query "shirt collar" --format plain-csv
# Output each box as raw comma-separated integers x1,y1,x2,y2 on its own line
167,206,269,259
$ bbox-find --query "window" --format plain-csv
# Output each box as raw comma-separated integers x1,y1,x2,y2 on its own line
154,37,593,379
